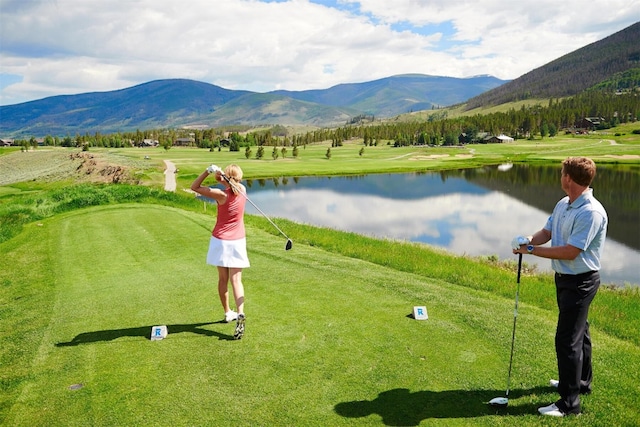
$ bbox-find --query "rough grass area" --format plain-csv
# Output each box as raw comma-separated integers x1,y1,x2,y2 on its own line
0,148,155,186
0,183,195,243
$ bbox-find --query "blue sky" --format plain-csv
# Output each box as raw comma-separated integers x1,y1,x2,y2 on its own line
0,0,638,106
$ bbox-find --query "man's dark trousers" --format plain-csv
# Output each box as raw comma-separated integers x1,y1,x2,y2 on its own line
554,271,599,415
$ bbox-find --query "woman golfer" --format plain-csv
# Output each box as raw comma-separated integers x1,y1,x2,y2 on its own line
190,164,248,340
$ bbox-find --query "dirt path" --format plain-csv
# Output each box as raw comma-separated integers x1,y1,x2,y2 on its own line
164,160,176,191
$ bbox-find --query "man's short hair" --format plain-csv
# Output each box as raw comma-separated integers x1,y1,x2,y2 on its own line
562,157,596,187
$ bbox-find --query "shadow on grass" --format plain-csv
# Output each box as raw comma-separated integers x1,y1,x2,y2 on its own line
55,321,233,346
334,386,550,425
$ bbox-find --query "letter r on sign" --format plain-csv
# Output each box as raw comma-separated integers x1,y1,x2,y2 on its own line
413,306,428,320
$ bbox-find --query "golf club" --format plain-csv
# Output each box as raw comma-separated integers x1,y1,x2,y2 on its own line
220,173,293,251
489,252,523,408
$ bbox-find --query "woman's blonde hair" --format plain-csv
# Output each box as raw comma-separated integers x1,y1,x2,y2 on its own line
224,164,243,195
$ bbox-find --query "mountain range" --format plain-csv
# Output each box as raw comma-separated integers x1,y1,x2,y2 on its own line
0,74,506,137
1,21,638,138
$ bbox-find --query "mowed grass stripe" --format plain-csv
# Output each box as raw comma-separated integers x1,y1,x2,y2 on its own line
1,205,638,426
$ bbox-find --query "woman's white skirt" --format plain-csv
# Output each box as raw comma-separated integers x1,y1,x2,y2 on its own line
206,236,250,268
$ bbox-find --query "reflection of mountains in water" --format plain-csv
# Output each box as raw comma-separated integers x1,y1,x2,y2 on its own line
245,165,639,251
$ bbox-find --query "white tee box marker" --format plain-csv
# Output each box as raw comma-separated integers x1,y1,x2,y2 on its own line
151,325,168,341
413,306,428,320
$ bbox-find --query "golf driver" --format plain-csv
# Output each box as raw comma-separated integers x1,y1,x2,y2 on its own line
219,173,293,251
489,252,523,408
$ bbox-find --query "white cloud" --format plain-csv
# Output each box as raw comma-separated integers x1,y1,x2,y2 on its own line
0,0,638,105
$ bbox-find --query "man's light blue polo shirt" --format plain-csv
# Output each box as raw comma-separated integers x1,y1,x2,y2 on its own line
544,189,608,275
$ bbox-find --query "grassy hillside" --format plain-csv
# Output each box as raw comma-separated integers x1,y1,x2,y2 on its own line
394,98,557,122
197,92,361,127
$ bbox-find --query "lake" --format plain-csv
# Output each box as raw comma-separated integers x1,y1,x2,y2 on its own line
241,164,639,286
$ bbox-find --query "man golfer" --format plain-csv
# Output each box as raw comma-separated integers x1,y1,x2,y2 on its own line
512,156,608,417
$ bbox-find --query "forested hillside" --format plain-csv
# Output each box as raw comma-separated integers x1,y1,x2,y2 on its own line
466,22,640,109
308,91,638,147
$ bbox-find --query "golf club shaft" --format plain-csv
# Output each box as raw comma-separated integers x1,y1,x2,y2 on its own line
221,173,291,240
505,253,523,397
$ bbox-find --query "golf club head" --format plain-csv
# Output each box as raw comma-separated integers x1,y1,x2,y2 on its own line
285,239,293,251
489,397,509,408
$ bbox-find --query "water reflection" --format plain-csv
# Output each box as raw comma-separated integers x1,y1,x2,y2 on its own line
244,166,639,286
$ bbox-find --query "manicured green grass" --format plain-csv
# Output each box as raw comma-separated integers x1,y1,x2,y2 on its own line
1,203,639,426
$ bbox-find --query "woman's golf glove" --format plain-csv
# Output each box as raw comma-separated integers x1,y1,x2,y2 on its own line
207,164,222,174
511,235,530,250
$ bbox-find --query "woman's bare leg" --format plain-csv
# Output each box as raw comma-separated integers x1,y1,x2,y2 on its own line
217,266,231,312
229,268,245,314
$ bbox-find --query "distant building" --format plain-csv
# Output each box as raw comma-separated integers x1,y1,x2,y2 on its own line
173,137,194,146
142,139,159,147
576,117,605,130
458,132,489,144
484,134,514,143
1,138,14,146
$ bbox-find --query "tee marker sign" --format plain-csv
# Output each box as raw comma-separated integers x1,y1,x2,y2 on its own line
413,306,428,320
151,325,168,341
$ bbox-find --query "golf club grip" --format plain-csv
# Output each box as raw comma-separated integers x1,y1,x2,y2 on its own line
517,253,522,283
